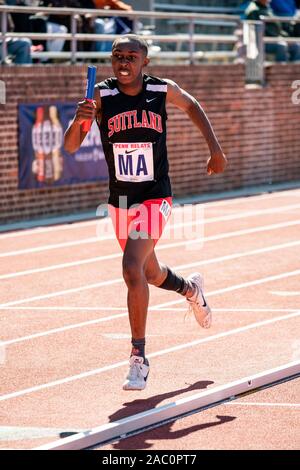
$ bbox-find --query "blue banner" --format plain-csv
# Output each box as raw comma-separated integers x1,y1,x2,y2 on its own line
18,102,108,189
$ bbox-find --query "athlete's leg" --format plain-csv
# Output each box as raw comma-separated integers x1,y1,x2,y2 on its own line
122,234,153,391
145,250,194,297
144,250,167,287
122,235,155,344
144,250,211,329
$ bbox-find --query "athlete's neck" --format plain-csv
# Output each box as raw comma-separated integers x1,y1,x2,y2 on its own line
117,75,144,96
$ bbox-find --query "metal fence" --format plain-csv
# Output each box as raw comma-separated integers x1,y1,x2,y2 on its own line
0,4,240,64
1,5,300,85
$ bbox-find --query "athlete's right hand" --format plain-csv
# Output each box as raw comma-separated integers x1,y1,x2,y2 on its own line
74,99,97,125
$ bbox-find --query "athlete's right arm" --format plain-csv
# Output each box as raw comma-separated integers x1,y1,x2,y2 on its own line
64,86,101,154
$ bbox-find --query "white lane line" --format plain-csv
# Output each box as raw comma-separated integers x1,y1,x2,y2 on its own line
0,310,299,402
1,307,297,312
157,308,300,313
0,278,124,309
1,236,299,308
0,251,123,281
153,269,300,311
0,220,97,240
156,219,300,251
2,268,300,345
2,312,127,345
1,218,300,281
0,426,83,441
0,252,121,280
270,291,300,297
0,306,126,311
225,402,300,408
0,236,100,258
1,202,300,258
167,239,300,272
1,188,299,241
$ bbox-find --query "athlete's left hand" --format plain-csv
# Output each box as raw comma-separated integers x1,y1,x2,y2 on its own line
207,150,227,175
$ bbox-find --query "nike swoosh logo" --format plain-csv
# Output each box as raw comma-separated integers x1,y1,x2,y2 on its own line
125,149,139,154
140,365,150,379
146,98,156,103
143,371,149,382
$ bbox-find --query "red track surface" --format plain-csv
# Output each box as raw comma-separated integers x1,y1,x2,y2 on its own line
0,189,299,450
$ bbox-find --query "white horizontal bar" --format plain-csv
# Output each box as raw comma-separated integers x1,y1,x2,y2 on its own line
35,361,300,450
0,5,241,21
226,401,300,408
265,37,300,44
31,51,237,60
263,16,300,24
6,32,237,44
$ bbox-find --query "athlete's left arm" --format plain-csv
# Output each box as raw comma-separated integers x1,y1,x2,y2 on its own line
165,78,227,175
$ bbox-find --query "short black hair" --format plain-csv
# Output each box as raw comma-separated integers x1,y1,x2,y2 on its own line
112,34,148,56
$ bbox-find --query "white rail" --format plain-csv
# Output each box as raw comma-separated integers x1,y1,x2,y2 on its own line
1,5,300,71
0,5,240,64
35,361,300,450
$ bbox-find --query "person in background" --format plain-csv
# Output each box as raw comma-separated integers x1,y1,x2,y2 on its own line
40,0,84,51
92,0,133,52
245,0,300,61
0,0,33,64
270,0,297,16
271,0,300,37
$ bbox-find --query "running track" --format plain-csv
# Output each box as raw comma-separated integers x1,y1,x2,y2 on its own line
0,188,299,450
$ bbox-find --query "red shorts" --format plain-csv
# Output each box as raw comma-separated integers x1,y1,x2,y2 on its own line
108,197,172,252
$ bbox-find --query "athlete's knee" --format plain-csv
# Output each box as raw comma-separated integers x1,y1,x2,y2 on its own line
145,261,167,286
122,256,144,287
145,270,159,285
145,263,166,286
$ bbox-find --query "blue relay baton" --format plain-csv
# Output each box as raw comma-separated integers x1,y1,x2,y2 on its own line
82,65,97,132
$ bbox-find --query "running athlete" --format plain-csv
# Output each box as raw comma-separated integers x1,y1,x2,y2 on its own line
64,35,227,391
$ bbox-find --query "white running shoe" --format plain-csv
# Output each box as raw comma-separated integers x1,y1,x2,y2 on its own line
122,355,150,391
186,273,212,328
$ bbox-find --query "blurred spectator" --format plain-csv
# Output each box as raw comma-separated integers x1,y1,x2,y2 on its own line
5,1,47,50
39,0,84,51
39,0,124,53
5,1,64,55
245,0,300,61
92,0,133,52
0,0,33,63
0,38,33,64
270,0,297,16
271,0,300,37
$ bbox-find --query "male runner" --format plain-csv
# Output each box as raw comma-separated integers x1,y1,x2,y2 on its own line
64,35,227,391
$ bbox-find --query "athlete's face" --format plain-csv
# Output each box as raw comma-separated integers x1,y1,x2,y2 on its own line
111,41,149,86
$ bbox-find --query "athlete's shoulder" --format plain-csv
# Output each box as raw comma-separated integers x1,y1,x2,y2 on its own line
147,76,181,94
144,74,168,92
144,74,167,85
96,77,120,98
96,77,116,89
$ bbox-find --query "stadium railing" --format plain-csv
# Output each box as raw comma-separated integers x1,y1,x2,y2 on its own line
153,3,244,15
0,4,240,64
1,5,300,85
